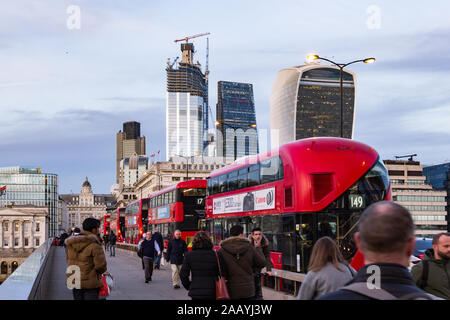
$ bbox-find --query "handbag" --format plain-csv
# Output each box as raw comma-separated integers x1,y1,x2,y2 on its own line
214,250,230,300
99,275,110,297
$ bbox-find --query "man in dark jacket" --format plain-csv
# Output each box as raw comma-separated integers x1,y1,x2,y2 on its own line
411,232,450,299
65,218,107,300
166,229,188,289
219,225,266,300
152,229,164,269
248,227,273,299
138,231,160,283
109,231,117,257
319,202,435,300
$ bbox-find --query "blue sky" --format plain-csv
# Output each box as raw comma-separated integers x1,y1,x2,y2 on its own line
1,0,450,194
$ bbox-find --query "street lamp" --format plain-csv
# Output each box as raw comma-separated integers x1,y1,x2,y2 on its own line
215,121,257,160
306,54,375,138
176,155,193,181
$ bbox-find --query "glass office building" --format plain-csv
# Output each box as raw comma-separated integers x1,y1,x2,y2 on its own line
423,162,450,190
270,64,356,148
216,81,258,159
166,42,207,159
0,167,59,237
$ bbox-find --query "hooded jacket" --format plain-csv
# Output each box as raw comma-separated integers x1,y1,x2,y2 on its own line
65,230,107,289
411,248,450,300
248,234,273,272
219,236,266,299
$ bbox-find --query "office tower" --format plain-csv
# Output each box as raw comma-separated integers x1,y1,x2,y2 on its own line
0,166,58,238
116,121,146,183
119,153,149,188
423,162,450,231
166,42,207,159
270,64,356,148
216,81,258,159
384,159,447,237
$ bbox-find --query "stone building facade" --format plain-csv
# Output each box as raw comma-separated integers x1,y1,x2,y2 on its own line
60,178,115,231
0,206,47,284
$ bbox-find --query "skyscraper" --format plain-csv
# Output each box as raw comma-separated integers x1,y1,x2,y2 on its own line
270,64,356,148
116,121,146,183
216,81,258,159
166,42,207,159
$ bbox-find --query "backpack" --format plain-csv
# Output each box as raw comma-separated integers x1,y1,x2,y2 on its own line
341,282,434,300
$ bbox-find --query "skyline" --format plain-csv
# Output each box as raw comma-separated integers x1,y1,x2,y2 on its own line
1,1,450,194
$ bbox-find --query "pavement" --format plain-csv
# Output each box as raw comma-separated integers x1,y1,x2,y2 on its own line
41,246,293,300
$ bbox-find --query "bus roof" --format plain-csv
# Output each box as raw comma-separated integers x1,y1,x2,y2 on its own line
149,179,207,198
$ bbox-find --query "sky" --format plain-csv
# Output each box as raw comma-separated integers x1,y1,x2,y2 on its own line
1,0,450,194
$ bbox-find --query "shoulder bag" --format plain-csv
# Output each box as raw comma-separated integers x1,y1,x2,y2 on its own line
215,250,230,300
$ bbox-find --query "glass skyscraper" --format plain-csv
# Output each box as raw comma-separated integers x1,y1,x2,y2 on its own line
216,81,258,160
166,42,207,159
0,167,58,237
270,64,356,148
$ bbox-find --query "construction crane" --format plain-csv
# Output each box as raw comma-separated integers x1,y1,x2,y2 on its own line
166,56,179,69
395,154,418,161
174,32,211,43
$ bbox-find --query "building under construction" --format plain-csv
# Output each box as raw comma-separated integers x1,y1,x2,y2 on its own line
166,41,208,160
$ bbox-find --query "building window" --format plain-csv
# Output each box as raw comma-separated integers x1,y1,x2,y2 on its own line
0,261,7,274
25,238,29,246
3,222,8,232
36,223,40,232
15,222,19,232
35,238,40,247
14,238,19,247
11,261,18,273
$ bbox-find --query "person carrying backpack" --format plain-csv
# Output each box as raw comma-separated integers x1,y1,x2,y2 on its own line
411,232,450,300
319,202,438,300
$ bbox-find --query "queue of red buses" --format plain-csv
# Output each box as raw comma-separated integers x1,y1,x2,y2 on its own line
203,137,391,292
123,180,206,246
114,207,126,242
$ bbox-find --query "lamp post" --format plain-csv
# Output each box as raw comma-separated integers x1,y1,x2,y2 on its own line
215,121,257,160
306,54,375,138
176,155,193,181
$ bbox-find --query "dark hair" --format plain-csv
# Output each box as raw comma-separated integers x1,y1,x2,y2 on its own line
82,218,100,232
358,201,414,253
73,227,81,233
192,231,213,250
432,232,450,245
308,236,346,272
230,225,244,237
252,227,262,233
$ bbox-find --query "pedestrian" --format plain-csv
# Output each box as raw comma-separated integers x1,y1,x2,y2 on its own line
296,236,355,300
318,202,437,300
152,228,164,269
248,227,273,300
109,231,117,257
411,232,450,300
219,225,266,300
137,231,161,283
103,232,109,251
65,218,107,300
166,230,188,289
180,231,228,300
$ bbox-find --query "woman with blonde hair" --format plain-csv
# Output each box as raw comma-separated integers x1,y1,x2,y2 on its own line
296,236,355,300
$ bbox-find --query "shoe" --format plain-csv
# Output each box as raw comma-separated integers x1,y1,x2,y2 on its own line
174,285,180,289
145,280,149,283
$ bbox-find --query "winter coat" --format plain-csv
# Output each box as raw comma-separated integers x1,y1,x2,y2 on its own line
318,263,429,300
109,234,117,245
180,248,228,300
166,238,188,265
297,262,355,300
248,234,273,272
219,236,267,299
411,248,450,300
65,230,107,289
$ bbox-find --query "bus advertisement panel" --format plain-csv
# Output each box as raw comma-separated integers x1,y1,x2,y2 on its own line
213,187,275,214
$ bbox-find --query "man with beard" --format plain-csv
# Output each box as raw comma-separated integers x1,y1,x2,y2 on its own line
412,232,450,299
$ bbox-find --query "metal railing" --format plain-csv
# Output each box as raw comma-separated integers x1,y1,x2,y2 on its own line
0,238,55,300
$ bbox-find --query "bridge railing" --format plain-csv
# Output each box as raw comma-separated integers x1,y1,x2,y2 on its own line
0,238,55,300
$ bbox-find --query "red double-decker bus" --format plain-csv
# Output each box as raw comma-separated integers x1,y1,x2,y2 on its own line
148,180,206,249
103,214,111,236
124,198,149,244
205,137,391,292
114,207,126,242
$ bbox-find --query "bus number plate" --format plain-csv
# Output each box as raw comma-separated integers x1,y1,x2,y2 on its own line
349,194,365,209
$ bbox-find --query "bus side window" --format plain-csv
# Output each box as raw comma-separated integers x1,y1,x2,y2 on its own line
228,171,238,191
238,167,248,189
248,164,260,187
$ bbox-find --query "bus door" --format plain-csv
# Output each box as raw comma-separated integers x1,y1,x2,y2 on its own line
295,213,315,274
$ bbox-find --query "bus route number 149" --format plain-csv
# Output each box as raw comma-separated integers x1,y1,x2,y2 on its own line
349,194,365,209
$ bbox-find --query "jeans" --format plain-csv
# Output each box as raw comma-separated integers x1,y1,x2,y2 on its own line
254,273,263,300
72,288,100,300
109,244,116,256
154,254,161,268
143,257,154,281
